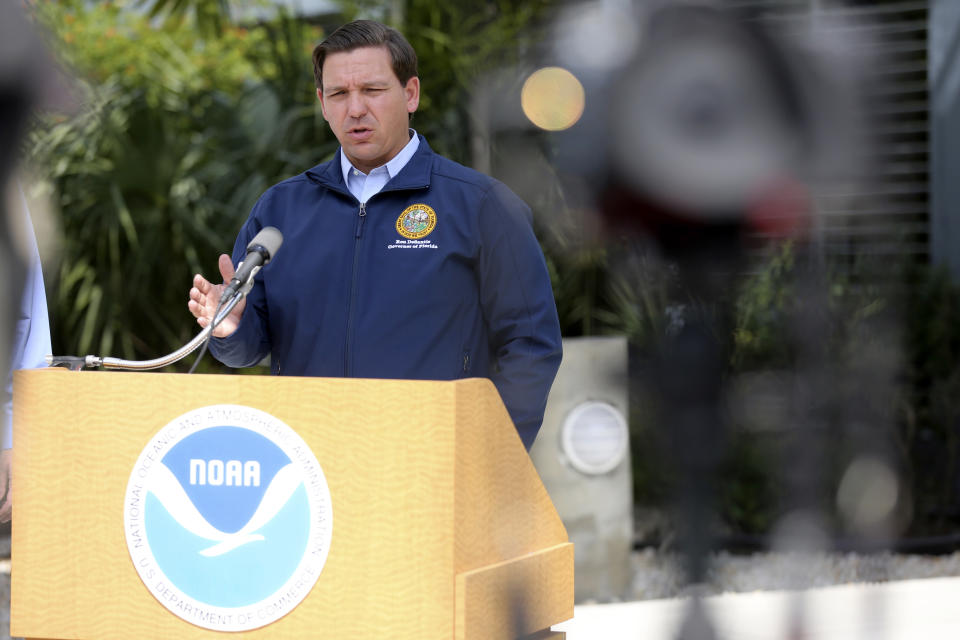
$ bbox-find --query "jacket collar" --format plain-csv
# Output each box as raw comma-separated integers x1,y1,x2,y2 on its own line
306,134,433,195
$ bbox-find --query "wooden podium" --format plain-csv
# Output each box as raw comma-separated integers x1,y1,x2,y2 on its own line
11,369,573,639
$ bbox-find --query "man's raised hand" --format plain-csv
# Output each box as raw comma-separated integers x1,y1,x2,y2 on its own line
188,254,245,338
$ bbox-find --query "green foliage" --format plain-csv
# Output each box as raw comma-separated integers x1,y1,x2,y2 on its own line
32,81,237,359
714,247,960,538
34,0,260,94
548,247,620,337
720,435,778,535
139,0,234,38
732,243,798,371
901,265,960,533
904,265,960,401
29,1,331,369
732,243,893,374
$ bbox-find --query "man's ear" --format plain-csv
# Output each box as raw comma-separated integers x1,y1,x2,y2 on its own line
404,76,420,114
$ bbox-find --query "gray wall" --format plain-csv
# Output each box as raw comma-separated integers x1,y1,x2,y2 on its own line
931,0,960,279
530,336,633,603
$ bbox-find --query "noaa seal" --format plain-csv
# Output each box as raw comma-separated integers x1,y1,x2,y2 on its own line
123,405,332,631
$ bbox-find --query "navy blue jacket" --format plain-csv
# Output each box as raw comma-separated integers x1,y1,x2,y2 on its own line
210,137,562,448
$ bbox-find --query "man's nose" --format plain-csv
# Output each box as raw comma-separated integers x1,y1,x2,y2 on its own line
347,92,367,118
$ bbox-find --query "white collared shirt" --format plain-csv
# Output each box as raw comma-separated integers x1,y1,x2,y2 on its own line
340,129,420,204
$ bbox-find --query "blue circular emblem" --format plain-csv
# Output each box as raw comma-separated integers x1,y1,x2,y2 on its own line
124,405,333,631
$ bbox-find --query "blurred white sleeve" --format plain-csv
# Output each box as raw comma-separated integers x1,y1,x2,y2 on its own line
3,185,51,449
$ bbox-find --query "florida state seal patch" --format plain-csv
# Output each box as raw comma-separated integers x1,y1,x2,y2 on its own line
396,204,437,239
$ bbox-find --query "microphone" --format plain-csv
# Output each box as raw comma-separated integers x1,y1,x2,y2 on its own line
221,226,283,301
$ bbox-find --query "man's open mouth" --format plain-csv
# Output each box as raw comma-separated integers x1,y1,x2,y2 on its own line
348,127,373,139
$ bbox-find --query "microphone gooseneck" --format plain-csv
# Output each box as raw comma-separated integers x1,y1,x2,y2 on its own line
47,227,284,372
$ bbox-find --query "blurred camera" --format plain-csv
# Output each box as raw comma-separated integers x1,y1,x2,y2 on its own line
548,0,856,251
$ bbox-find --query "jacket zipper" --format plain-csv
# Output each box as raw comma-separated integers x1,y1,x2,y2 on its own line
355,201,367,237
344,201,367,376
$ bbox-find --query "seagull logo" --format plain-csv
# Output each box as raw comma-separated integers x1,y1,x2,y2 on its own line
146,462,303,557
124,405,333,632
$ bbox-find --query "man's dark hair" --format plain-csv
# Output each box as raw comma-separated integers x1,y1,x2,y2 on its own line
312,20,418,90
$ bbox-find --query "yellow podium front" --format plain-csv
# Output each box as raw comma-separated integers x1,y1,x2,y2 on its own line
11,370,572,639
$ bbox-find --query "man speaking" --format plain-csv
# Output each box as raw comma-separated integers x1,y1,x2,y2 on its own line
188,20,562,449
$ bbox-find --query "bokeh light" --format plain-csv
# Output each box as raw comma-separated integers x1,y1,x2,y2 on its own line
836,456,900,533
521,66,585,132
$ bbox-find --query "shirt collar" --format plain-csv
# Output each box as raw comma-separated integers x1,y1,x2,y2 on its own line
339,128,420,185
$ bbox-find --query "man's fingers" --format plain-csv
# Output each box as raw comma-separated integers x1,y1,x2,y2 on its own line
218,254,236,283
193,272,215,293
189,257,242,338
